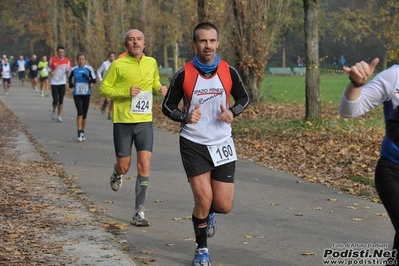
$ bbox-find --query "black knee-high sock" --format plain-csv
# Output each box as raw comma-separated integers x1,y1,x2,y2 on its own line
192,214,209,248
209,203,222,214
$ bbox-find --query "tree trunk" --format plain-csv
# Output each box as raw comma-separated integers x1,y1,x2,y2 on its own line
146,1,154,56
304,0,321,120
85,0,92,57
163,44,169,68
198,0,207,22
50,0,59,54
173,42,178,73
232,0,292,105
282,41,286,68
103,0,113,52
121,0,125,37
59,3,67,49
139,0,146,36
382,48,388,71
251,76,260,104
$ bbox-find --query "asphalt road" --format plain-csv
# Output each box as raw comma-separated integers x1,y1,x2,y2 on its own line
0,82,394,266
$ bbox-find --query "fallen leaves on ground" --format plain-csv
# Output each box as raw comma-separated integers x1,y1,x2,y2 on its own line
0,104,70,264
0,102,133,265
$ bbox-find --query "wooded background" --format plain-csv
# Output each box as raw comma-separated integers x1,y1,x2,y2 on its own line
0,0,398,108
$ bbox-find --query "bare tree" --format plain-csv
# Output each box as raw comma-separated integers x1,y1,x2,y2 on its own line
139,0,147,43
198,0,207,22
380,0,399,66
231,0,292,104
304,0,321,120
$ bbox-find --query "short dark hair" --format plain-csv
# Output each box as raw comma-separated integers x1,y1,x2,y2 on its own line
76,53,86,60
57,45,65,51
192,22,219,42
108,51,116,57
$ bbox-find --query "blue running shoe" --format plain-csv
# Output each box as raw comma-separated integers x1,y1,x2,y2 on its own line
207,212,217,238
192,247,211,266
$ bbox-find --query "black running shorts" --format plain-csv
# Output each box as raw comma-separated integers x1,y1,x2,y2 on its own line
18,71,25,79
51,84,66,105
113,122,153,158
179,136,235,182
39,76,48,82
29,71,38,79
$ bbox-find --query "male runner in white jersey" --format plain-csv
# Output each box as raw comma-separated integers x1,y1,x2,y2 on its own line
162,22,250,266
97,51,116,120
49,46,71,122
15,55,26,86
1,57,12,95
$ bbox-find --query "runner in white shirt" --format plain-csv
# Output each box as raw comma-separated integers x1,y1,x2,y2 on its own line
1,57,12,95
340,59,399,265
15,55,26,86
48,46,71,122
97,51,116,120
1,55,6,85
162,22,249,266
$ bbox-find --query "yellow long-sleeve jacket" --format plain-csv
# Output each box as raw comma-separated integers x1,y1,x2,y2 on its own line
99,54,162,123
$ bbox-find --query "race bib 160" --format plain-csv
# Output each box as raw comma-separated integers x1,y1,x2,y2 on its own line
207,137,237,167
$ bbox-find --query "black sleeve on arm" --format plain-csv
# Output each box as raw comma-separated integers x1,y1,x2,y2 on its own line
162,69,188,123
386,106,399,146
229,66,250,117
68,70,74,84
86,67,96,84
89,72,96,84
68,69,75,88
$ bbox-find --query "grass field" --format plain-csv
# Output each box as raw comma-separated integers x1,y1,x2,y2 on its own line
161,73,352,104
155,73,385,130
261,74,350,104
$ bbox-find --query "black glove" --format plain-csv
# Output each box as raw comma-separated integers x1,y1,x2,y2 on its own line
81,73,89,81
69,82,74,89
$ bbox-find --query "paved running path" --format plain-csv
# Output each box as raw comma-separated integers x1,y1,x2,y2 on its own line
0,83,394,266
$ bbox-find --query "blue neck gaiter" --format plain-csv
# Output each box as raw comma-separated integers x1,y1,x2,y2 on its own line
192,53,220,73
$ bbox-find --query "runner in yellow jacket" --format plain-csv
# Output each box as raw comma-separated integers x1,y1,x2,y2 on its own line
99,29,167,226
100,52,163,123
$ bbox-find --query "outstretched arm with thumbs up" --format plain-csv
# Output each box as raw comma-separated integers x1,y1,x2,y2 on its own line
339,57,399,119
342,58,379,101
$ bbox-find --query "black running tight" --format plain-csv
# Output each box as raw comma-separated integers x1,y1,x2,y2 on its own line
51,84,66,105
73,95,90,119
375,156,399,266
